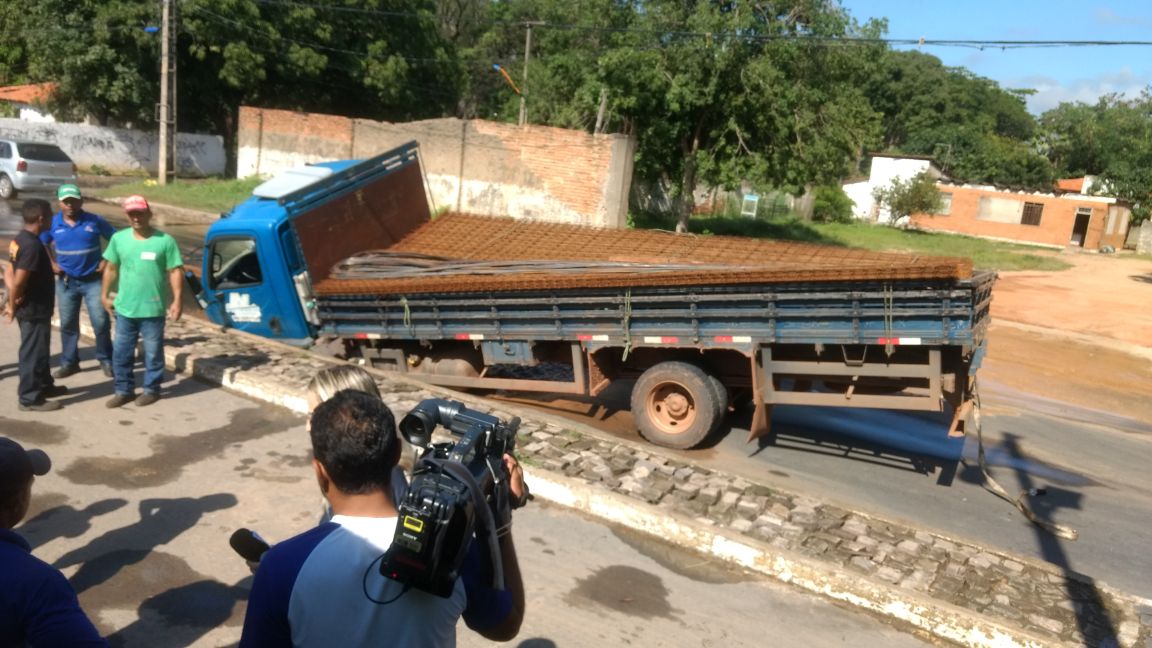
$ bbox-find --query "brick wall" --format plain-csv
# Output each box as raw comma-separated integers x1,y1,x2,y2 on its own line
910,183,1132,250
236,106,635,228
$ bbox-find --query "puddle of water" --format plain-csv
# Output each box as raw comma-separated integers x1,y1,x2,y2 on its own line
565,565,678,620
59,407,299,489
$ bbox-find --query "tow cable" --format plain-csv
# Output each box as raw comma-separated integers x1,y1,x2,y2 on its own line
970,379,1079,540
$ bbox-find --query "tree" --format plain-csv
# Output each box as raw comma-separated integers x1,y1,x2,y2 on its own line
872,170,942,224
864,50,1052,189
596,0,885,232
1040,91,1152,222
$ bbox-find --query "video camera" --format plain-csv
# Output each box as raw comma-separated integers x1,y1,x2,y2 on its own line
381,399,520,598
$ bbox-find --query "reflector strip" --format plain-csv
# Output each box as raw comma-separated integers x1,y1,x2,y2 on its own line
352,333,382,340
577,334,610,341
643,336,679,344
714,335,752,343
454,333,485,340
877,337,922,345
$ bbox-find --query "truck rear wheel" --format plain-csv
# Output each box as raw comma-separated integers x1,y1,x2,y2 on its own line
631,361,725,449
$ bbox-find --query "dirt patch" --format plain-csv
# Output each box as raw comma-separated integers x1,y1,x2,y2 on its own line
991,252,1152,348
984,251,1152,424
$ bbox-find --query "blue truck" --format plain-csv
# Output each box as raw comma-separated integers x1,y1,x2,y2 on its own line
198,142,994,450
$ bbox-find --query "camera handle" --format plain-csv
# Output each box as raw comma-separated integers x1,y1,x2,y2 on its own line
429,459,505,591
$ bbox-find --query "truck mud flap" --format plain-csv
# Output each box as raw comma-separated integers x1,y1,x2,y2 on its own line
746,351,772,443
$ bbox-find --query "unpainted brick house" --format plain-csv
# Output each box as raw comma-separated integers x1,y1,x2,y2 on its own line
909,178,1132,251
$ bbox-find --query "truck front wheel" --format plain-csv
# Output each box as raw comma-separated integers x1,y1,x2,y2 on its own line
631,361,725,449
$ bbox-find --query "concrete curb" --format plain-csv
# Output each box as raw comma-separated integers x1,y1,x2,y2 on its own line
527,469,1053,648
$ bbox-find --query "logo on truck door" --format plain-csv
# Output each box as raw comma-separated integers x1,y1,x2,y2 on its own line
225,292,262,323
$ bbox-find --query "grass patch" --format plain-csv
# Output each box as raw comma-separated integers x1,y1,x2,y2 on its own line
632,212,1072,272
92,176,263,215
807,221,1072,272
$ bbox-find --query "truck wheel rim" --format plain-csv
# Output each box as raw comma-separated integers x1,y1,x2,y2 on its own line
645,382,696,434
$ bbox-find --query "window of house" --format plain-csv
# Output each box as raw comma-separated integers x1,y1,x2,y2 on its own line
1020,202,1043,226
935,192,952,215
977,196,1022,223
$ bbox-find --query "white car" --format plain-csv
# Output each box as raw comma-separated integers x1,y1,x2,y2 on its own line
0,139,78,199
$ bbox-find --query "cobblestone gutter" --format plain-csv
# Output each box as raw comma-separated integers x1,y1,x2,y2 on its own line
154,317,1151,648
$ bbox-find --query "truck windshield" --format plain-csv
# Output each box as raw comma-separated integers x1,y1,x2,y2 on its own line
209,238,262,288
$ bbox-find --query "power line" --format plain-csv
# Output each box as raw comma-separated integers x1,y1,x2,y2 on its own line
230,1,1152,50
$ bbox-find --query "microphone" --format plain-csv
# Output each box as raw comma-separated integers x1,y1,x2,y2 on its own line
229,528,271,563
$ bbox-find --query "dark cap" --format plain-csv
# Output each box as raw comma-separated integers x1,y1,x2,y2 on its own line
0,438,51,492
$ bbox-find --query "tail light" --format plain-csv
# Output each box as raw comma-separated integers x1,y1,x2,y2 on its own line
16,159,27,172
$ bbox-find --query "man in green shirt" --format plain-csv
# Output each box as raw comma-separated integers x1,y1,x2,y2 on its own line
100,195,184,408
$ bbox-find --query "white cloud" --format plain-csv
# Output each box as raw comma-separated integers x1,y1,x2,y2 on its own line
1094,8,1152,28
1012,68,1152,114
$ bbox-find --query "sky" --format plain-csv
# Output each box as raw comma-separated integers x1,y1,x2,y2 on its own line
838,1,1152,114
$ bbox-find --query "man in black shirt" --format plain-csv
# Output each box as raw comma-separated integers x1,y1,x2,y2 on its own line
4,199,68,411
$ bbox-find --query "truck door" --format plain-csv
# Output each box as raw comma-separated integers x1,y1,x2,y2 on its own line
204,235,281,338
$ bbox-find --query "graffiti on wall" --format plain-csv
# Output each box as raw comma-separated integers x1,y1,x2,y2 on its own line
0,118,225,176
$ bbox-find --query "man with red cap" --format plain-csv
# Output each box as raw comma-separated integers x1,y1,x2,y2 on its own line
100,195,184,408
0,437,107,645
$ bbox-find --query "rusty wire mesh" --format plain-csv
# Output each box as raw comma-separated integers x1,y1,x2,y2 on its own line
316,213,973,296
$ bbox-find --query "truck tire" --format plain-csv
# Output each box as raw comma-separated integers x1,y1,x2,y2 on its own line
0,174,15,200
631,361,725,449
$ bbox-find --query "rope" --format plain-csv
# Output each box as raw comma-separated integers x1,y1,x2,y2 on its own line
621,289,632,362
971,379,1079,540
400,296,412,333
883,282,894,357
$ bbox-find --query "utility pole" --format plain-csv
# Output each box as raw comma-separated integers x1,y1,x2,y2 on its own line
518,21,544,127
158,0,177,185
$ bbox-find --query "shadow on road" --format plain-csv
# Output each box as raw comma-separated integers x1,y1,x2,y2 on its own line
961,432,1119,646
19,498,128,551
106,578,250,648
54,494,237,594
740,404,965,486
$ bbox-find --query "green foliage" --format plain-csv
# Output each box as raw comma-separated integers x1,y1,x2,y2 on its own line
811,185,854,223
865,50,1052,189
596,1,886,232
872,170,943,223
1040,92,1152,223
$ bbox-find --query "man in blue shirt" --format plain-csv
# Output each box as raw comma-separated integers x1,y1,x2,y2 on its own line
0,437,107,646
40,184,116,379
239,390,526,647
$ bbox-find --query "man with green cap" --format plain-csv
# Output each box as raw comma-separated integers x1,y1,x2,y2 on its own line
40,183,116,379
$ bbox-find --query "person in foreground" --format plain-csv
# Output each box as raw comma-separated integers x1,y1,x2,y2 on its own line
100,195,183,408
239,390,526,647
0,437,108,646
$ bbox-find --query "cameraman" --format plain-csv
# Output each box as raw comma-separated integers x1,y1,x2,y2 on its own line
239,390,525,647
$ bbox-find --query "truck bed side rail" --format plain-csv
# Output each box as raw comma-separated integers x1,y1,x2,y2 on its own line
317,272,995,350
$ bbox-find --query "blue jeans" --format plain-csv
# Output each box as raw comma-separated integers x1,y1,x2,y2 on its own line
57,275,112,368
113,314,166,396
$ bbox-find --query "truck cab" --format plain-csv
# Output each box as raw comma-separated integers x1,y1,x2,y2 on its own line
200,166,336,344
199,142,428,346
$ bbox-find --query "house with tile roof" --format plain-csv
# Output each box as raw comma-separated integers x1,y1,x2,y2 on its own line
910,177,1132,251
0,83,57,122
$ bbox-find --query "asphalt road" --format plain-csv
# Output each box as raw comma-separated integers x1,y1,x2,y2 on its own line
5,192,1149,600
1,323,934,647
